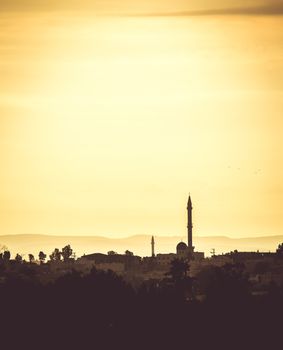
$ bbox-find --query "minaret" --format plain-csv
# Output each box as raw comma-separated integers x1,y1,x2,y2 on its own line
151,236,155,257
187,195,194,251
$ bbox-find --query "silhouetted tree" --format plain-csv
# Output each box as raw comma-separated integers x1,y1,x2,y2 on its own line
28,254,35,263
0,246,8,264
3,250,11,261
196,263,250,304
165,258,195,300
61,245,73,262
39,251,47,264
50,248,61,261
276,243,283,256
125,250,133,256
168,258,190,282
15,253,22,263
107,251,117,255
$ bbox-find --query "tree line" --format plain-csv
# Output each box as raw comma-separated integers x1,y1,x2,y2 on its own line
0,244,74,263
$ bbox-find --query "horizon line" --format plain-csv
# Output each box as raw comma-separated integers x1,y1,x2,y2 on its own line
0,233,282,240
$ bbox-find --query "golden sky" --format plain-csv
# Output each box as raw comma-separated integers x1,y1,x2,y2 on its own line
0,1,283,238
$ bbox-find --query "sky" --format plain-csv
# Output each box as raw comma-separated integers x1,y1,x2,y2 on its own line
0,0,283,239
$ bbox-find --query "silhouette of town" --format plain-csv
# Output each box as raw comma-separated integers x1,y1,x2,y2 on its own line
1,195,283,349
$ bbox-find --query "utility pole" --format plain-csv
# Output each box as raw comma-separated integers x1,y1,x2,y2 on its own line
210,248,216,257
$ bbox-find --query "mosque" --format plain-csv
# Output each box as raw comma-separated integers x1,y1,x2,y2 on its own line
79,195,204,273
153,195,204,264
176,195,204,259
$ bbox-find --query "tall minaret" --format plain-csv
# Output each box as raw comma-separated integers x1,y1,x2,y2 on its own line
187,195,193,251
151,236,155,257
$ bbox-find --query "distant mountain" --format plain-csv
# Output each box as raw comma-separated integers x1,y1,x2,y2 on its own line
0,234,282,259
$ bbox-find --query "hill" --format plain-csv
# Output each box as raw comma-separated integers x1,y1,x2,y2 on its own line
0,234,282,259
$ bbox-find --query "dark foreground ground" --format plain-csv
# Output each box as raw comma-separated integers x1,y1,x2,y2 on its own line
0,265,282,349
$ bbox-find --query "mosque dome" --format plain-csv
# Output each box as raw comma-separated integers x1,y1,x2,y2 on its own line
176,242,187,251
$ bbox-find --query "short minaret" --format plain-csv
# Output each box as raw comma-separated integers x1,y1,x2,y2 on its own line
151,236,155,257
187,195,194,251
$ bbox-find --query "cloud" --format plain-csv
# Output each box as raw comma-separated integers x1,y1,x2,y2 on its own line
128,3,283,17
0,0,283,16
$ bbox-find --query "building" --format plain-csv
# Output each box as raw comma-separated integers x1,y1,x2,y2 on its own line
78,252,141,272
154,195,204,267
156,253,176,267
175,195,204,261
